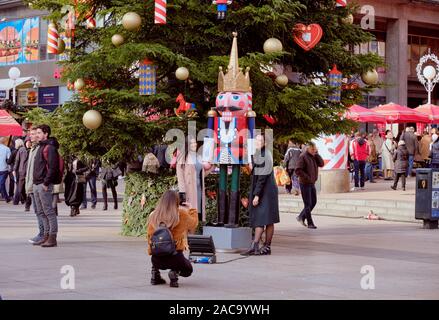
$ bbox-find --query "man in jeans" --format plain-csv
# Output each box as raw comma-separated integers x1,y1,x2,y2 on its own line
0,137,11,202
32,125,60,247
351,132,370,191
295,142,324,229
81,158,100,209
25,128,44,244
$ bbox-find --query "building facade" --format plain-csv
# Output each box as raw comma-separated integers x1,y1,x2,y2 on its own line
0,0,71,110
356,0,439,109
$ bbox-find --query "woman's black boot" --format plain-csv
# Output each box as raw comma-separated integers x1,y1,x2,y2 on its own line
168,270,179,288
240,242,260,256
151,266,166,285
259,243,271,255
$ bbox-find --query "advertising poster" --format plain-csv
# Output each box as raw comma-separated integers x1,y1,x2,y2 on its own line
0,17,39,66
18,88,38,106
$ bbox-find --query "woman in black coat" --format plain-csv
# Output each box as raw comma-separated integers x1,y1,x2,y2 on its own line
391,140,409,191
242,134,280,256
64,156,87,217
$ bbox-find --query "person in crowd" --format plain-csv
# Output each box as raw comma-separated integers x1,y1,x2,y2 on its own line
381,130,397,180
147,190,198,288
430,133,439,169
7,140,16,199
99,161,121,210
32,124,60,247
23,138,33,211
152,143,170,170
25,128,43,243
81,158,100,210
242,134,280,256
391,140,409,191
295,141,324,229
351,132,370,191
12,138,27,205
419,130,432,167
0,137,11,202
371,128,383,175
176,135,211,222
365,133,378,184
283,140,302,195
64,155,86,217
399,127,419,177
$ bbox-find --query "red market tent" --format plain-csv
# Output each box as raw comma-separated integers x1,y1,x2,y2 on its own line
372,102,430,123
345,104,386,123
415,104,439,123
0,110,23,136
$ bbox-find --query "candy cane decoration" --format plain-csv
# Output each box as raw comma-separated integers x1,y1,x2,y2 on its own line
155,0,167,24
336,0,347,7
47,23,59,54
86,15,96,29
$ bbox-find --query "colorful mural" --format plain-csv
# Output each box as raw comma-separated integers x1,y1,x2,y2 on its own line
0,17,39,66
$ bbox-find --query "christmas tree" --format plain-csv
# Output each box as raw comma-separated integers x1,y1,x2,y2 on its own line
26,0,382,162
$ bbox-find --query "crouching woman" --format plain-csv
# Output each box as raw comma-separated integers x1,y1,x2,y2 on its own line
146,190,198,288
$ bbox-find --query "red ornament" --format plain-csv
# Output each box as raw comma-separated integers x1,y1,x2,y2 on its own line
263,114,277,125
336,0,347,7
292,24,323,51
175,93,197,117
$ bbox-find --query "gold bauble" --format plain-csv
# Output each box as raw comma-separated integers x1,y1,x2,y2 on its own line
361,69,379,85
57,38,66,54
175,67,189,81
263,38,283,54
74,78,85,91
122,12,142,31
275,74,289,87
342,14,354,25
111,34,124,47
83,110,102,130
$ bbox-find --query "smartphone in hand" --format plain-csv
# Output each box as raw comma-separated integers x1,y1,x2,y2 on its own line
179,192,186,206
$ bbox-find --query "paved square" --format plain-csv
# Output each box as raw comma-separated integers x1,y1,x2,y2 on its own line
1,202,439,300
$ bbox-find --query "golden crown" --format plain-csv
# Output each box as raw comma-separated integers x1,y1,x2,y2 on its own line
218,32,251,92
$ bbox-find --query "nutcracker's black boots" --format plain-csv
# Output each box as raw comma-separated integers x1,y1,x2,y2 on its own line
226,191,240,228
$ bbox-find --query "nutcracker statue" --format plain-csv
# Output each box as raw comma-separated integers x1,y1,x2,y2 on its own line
203,32,256,228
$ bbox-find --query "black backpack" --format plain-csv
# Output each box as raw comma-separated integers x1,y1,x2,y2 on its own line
150,223,177,256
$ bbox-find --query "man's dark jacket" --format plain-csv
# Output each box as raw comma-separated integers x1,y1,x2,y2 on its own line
33,137,60,187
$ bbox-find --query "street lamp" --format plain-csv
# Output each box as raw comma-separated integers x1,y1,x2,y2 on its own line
8,67,21,105
417,50,439,105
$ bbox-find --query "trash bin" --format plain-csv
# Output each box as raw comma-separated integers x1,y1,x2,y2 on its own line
415,168,439,229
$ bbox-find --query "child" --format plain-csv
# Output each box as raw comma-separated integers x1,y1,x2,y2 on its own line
147,190,198,288
391,140,409,191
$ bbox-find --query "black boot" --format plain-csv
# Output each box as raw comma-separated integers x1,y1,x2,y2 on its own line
168,270,179,288
240,242,260,256
259,243,271,255
150,266,166,285
70,207,76,217
114,200,118,210
225,191,239,228
216,189,227,227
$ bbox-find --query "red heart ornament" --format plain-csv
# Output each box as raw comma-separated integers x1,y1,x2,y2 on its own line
293,23,323,51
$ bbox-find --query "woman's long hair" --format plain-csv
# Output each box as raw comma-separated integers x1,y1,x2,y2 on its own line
147,190,180,229
177,135,198,168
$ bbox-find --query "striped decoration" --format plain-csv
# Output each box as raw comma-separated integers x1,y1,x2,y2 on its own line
86,16,96,29
47,23,59,54
336,0,347,7
139,59,157,96
155,0,167,24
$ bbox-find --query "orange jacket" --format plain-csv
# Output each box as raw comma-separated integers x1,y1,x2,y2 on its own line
146,207,198,255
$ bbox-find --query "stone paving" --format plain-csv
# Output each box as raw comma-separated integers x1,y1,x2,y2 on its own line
1,200,439,300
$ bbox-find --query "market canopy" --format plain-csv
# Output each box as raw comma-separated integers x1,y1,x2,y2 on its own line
415,104,439,123
0,77,35,90
372,102,430,123
345,104,386,123
0,110,23,136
